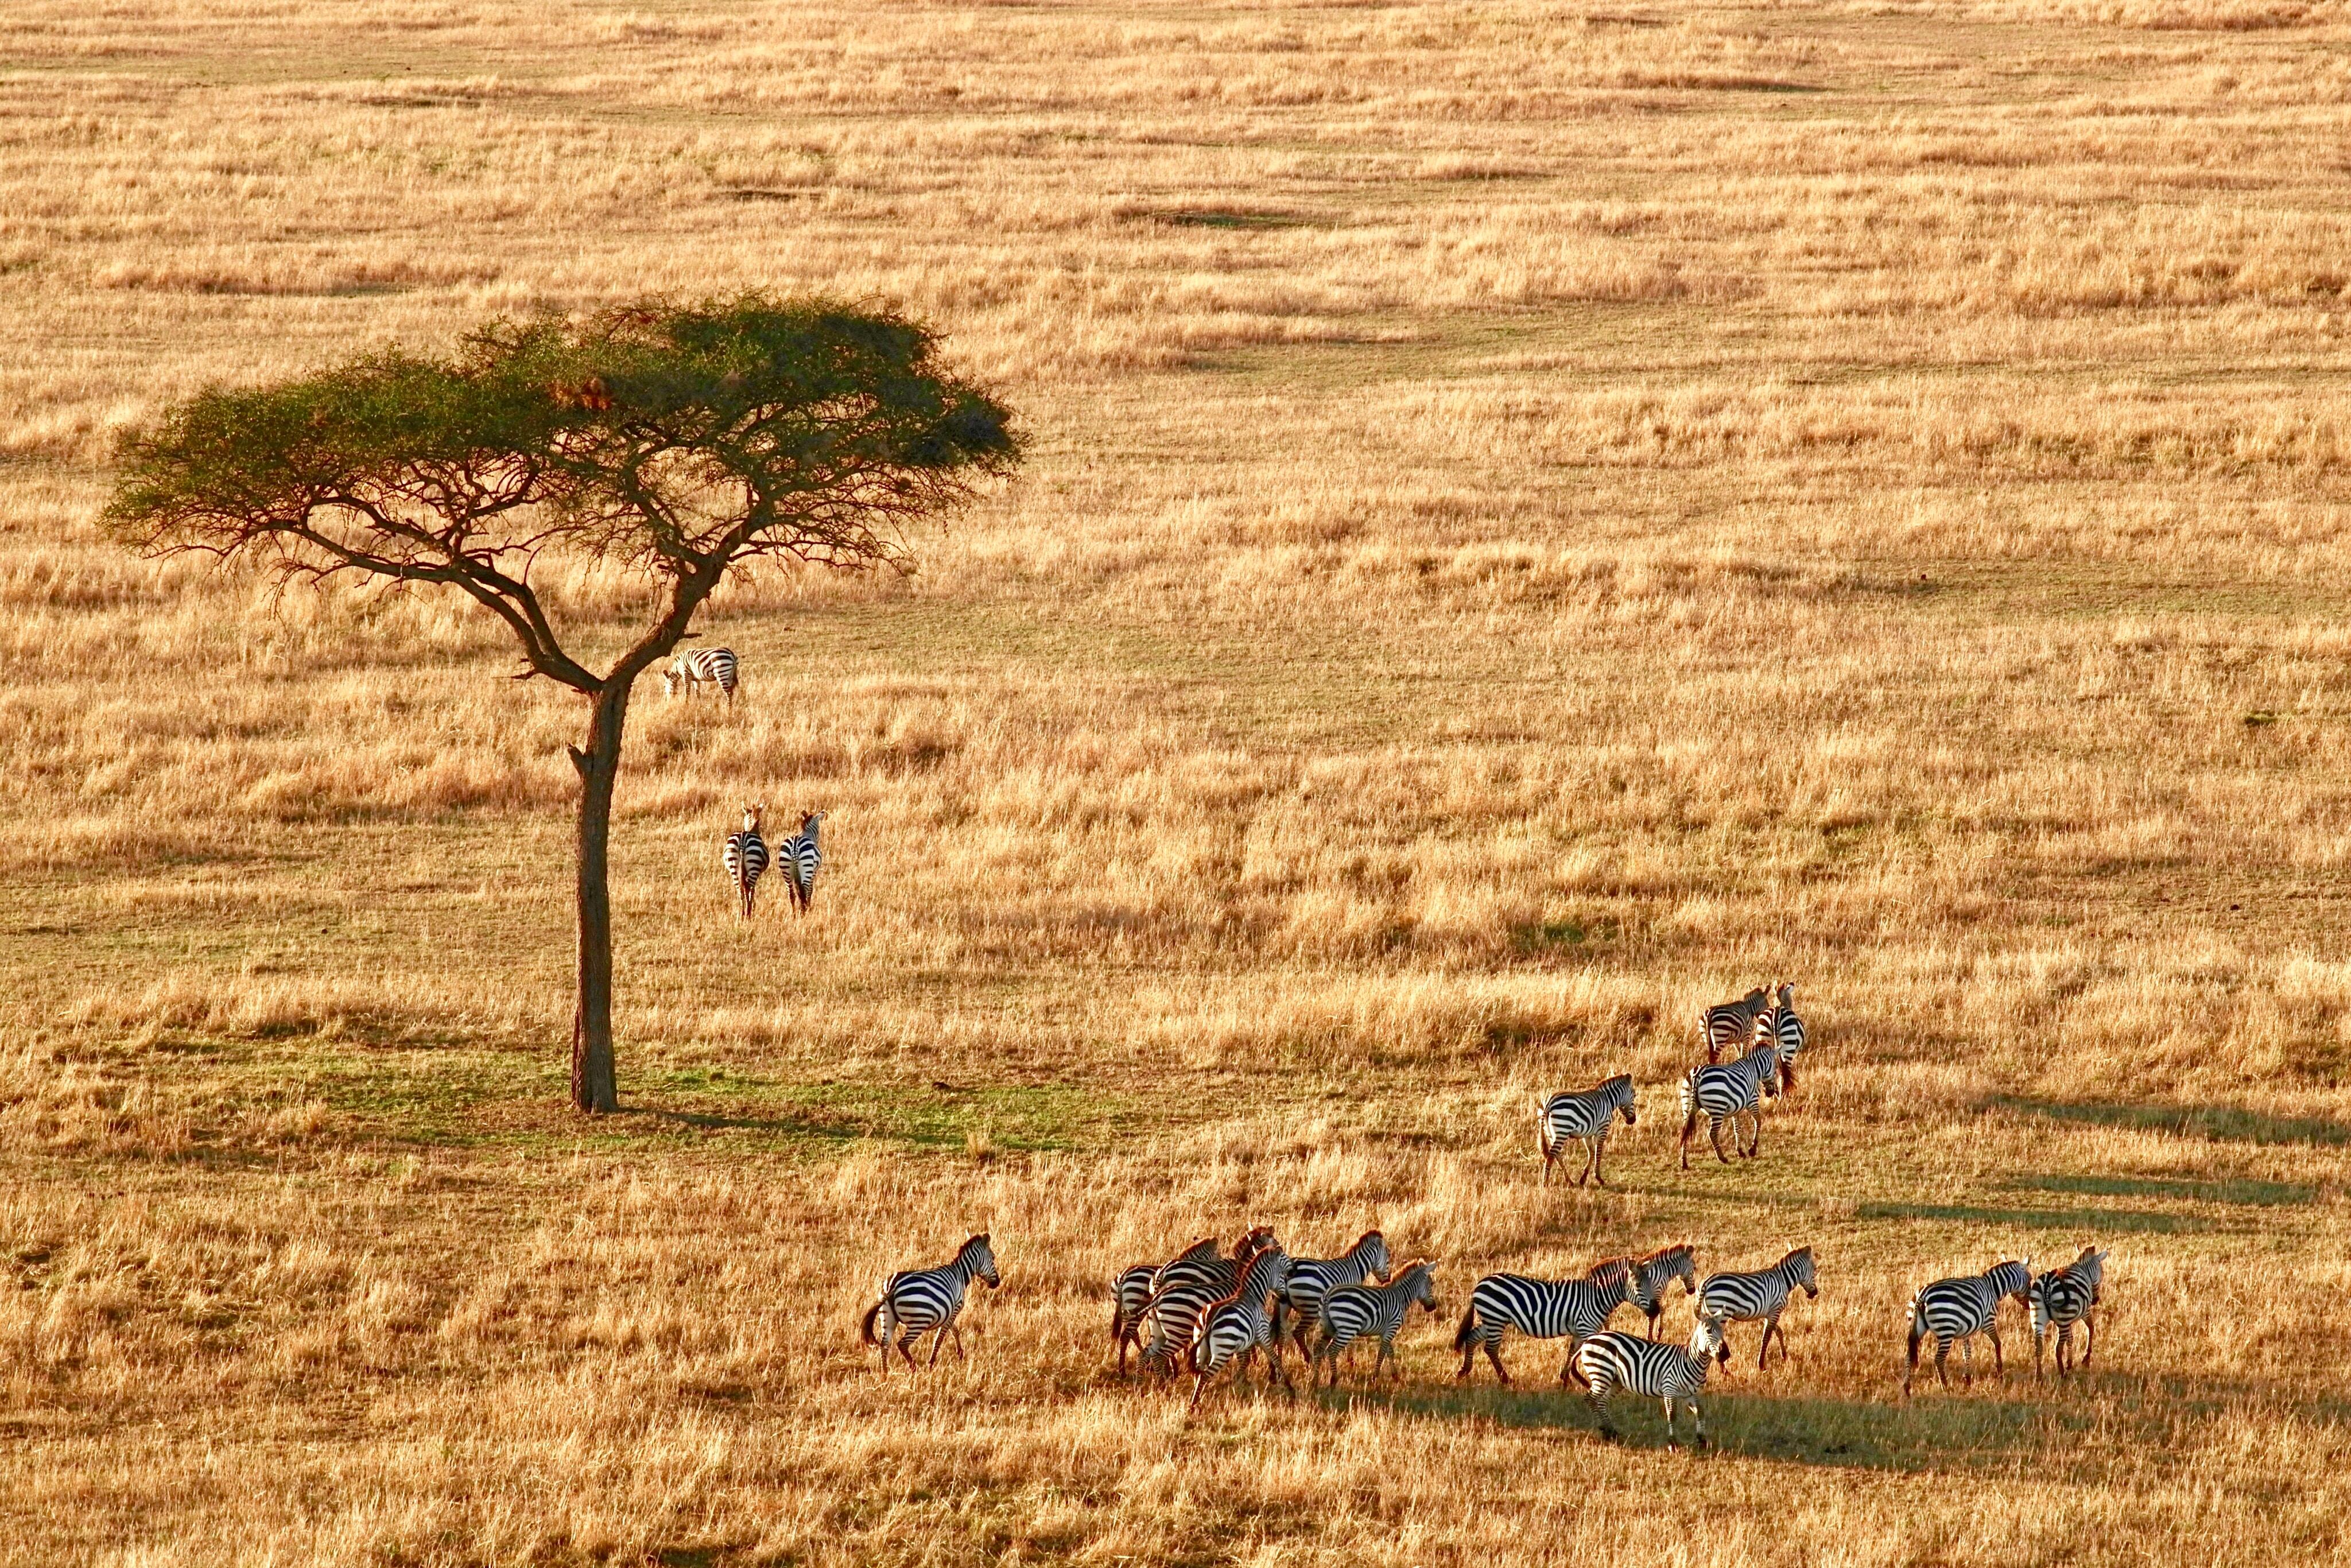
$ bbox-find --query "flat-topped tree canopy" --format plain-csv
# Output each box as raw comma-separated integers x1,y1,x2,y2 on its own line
105,294,1021,1112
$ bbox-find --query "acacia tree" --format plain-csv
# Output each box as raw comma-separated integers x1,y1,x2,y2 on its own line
107,297,1020,1112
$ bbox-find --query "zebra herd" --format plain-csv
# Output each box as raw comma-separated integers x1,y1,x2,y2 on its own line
670,646,829,921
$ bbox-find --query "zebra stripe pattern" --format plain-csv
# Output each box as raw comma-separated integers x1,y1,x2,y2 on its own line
1904,1257,2032,1396
1574,1314,1730,1450
1113,1236,1218,1374
1701,985,1772,1062
1188,1246,1294,1409
1141,1227,1277,1375
1312,1260,1440,1387
1273,1229,1391,1360
722,803,770,920
2031,1245,2107,1380
781,810,825,915
1453,1258,1633,1385
1678,1039,1780,1168
663,646,740,703
1539,1074,1636,1188
1626,1243,1698,1340
860,1233,1000,1372
1698,1245,1819,1371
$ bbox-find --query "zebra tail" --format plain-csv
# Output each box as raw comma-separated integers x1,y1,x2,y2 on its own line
1109,1293,1126,1344
1453,1303,1480,1352
860,1301,883,1346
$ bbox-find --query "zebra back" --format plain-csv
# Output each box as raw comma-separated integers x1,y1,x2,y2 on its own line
1701,987,1770,1059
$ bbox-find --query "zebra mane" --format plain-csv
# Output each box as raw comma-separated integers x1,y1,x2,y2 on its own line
1638,1242,1691,1268
1587,1255,1632,1285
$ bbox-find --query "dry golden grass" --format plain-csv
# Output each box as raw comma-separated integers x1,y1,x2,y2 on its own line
5,0,2351,1563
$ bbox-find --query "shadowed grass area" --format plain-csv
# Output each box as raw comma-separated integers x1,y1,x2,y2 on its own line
1993,1097,2351,1148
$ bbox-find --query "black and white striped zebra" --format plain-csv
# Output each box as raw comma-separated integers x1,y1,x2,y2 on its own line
780,810,825,915
1539,1074,1636,1188
1678,1039,1781,1168
1626,1243,1698,1340
2031,1246,2107,1380
1697,1245,1818,1372
1701,984,1772,1063
1903,1257,2032,1396
662,646,740,704
1453,1257,1634,1385
860,1233,1000,1372
1574,1313,1731,1451
1312,1260,1440,1387
1751,983,1806,1092
1141,1227,1277,1376
723,803,770,920
1112,1236,1218,1374
1273,1229,1390,1361
1188,1244,1294,1410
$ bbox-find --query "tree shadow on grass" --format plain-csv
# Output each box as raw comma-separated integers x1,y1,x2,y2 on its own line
1991,1096,2351,1147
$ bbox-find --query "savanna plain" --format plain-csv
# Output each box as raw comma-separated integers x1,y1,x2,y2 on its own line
5,0,2351,1563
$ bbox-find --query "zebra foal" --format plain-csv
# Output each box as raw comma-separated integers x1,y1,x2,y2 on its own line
1697,1245,1818,1372
1574,1313,1731,1451
1625,1243,1698,1340
861,1233,1000,1372
1188,1245,1294,1410
1312,1260,1440,1387
1454,1257,1633,1385
1678,1039,1780,1168
1903,1257,2032,1396
2031,1246,2108,1380
1539,1074,1636,1188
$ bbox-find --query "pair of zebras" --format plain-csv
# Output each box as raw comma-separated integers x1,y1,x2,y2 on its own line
722,804,823,919
1904,1245,2109,1394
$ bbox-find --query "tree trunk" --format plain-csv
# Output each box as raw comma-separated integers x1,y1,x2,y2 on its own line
569,682,629,1114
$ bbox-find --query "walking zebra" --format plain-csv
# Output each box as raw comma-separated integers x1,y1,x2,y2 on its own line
1701,984,1772,1062
1626,1243,1698,1340
1141,1227,1278,1376
1312,1260,1440,1387
1574,1313,1731,1451
1754,983,1805,1089
1272,1229,1390,1361
1187,1245,1294,1410
781,810,825,915
1903,1257,2032,1396
1539,1074,1637,1188
722,803,770,920
1112,1236,1218,1374
1697,1245,1819,1371
662,646,740,704
2031,1246,2107,1380
1678,1039,1780,1168
1453,1257,1634,1385
860,1233,1000,1372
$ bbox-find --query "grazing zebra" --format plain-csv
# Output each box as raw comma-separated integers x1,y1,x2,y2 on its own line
1273,1229,1391,1361
1188,1245,1294,1410
1454,1257,1634,1385
1112,1236,1218,1374
1903,1257,2032,1396
1697,1245,1819,1371
1312,1260,1441,1387
662,646,740,704
780,810,826,915
1701,984,1772,1062
1574,1313,1731,1451
1539,1074,1637,1188
2031,1246,2108,1380
1142,1227,1277,1375
1626,1243,1698,1340
860,1233,1000,1372
722,803,770,920
1678,1039,1781,1168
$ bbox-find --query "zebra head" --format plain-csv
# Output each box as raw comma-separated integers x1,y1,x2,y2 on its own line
1784,1245,1818,1298
1988,1258,2031,1304
1751,1041,1783,1100
1399,1260,1440,1315
661,653,693,698
1353,1229,1392,1284
1775,979,1795,1011
959,1233,1000,1289
1605,1073,1636,1125
742,802,764,834
800,809,826,841
1688,1311,1729,1365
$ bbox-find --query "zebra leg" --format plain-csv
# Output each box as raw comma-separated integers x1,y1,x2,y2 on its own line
1903,1324,1921,1398
1691,1396,1708,1450
1662,1395,1677,1451
1680,1111,1698,1170
1758,1314,1776,1371
929,1325,948,1367
1587,1380,1617,1439
897,1330,921,1372
1988,1325,2004,1379
2034,1326,2047,1381
1708,1116,1731,1165
951,1322,969,1362
2082,1310,2096,1368
1189,1369,1211,1412
1592,1136,1609,1189
1938,1337,1954,1390
1560,1337,1588,1388
1487,1341,1511,1384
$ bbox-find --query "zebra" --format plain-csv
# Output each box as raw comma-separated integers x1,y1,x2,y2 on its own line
1140,1227,1277,1376
1271,1229,1390,1362
1574,1313,1731,1451
1903,1257,2033,1396
1697,1245,1819,1372
1701,984,1772,1062
662,646,740,704
860,1233,1000,1372
1678,1038,1780,1168
2031,1246,2108,1380
1539,1074,1636,1188
1453,1257,1634,1385
722,803,770,919
1760,981,1805,1081
1187,1245,1294,1410
780,810,825,915
1112,1236,1219,1374
1625,1243,1698,1340
1312,1260,1440,1387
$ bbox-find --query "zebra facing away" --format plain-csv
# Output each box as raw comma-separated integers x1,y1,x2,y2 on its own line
1273,1229,1391,1361
1904,1258,2032,1396
1626,1243,1698,1340
1188,1245,1294,1410
662,646,740,704
2031,1246,2108,1380
860,1233,1000,1372
1454,1258,1634,1385
1539,1074,1636,1188
1697,1245,1819,1372
1701,985,1773,1062
1574,1313,1731,1451
1678,1040,1782,1168
1112,1236,1219,1374
1312,1261,1441,1388
1759,982,1805,1084
722,803,770,919
781,811,826,915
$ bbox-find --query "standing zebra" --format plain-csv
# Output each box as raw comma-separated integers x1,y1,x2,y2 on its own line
1753,983,1805,1091
1188,1245,1294,1410
1903,1257,2032,1396
860,1233,1000,1372
1697,1245,1819,1372
1625,1243,1698,1340
662,646,740,704
1454,1257,1634,1385
1312,1260,1441,1388
1574,1313,1731,1451
2031,1245,2108,1380
1678,1039,1781,1168
1272,1229,1390,1362
723,803,770,920
1539,1074,1637,1188
1701,985,1772,1062
1113,1236,1219,1374
781,810,826,915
